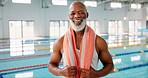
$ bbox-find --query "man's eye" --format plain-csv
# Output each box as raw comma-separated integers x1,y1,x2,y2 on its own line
70,13,75,15
79,12,85,14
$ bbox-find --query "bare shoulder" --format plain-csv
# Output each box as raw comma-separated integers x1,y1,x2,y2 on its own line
96,35,107,44
53,35,65,53
95,35,108,52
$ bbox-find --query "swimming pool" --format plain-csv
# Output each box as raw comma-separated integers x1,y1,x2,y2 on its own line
0,36,148,78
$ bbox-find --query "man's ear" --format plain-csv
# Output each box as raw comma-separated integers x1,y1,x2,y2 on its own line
86,12,89,18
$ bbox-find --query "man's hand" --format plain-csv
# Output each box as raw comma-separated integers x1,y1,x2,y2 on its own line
59,66,77,77
80,67,99,78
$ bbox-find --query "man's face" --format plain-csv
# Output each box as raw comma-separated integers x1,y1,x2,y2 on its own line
68,3,87,26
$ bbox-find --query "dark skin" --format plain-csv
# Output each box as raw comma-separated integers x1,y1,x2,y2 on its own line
48,1,114,78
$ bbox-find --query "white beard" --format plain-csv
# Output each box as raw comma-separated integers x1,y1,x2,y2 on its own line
70,19,86,32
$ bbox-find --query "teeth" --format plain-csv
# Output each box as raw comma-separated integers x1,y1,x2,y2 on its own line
74,19,81,22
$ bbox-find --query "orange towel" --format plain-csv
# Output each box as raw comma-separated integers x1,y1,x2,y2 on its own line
63,25,95,78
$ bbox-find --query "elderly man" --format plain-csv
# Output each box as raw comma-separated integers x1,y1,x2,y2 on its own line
48,1,114,78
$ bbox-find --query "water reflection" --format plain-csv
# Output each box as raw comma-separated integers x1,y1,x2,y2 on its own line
10,39,35,56
15,71,33,78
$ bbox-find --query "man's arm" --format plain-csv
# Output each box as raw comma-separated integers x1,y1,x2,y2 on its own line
96,36,114,77
48,37,63,76
80,36,114,78
48,36,77,77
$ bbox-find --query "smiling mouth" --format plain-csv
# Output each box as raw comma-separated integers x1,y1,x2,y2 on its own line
73,19,83,25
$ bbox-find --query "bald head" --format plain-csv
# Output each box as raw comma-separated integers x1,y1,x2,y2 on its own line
69,1,87,14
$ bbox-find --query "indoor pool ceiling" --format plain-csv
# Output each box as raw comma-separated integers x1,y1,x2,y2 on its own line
78,0,148,3
0,0,148,7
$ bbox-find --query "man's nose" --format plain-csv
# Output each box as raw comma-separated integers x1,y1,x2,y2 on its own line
74,13,80,18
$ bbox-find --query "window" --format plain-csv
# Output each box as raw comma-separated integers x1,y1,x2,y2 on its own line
22,21,34,38
49,21,60,38
131,3,141,9
9,20,34,39
9,20,35,56
110,2,121,8
108,20,123,47
9,21,22,39
108,20,123,35
129,20,141,45
49,20,68,52
52,0,67,6
84,1,97,7
12,0,31,4
129,20,141,36
86,20,99,34
60,21,68,36
49,20,68,38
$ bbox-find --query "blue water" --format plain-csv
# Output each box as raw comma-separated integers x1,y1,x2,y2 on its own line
0,36,148,78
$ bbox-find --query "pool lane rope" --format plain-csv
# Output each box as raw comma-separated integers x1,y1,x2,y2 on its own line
0,54,51,61
0,62,63,73
0,62,147,73
0,64,48,72
112,62,148,72
111,50,148,57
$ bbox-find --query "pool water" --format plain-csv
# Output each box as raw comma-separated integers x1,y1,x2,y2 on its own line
0,36,148,78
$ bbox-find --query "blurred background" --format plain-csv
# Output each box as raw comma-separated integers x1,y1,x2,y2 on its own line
0,0,148,78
